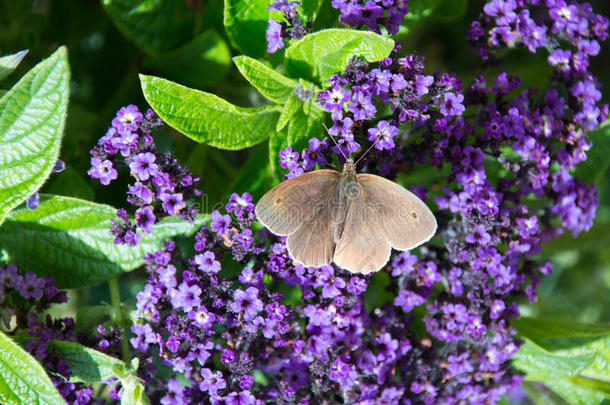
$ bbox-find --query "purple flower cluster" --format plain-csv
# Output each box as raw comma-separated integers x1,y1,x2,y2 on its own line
88,105,201,246
95,1,607,404
266,0,309,53
0,265,98,404
331,0,410,34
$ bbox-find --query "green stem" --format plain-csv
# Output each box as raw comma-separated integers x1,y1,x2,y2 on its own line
108,277,130,363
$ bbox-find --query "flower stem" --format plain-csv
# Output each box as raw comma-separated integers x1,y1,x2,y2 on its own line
108,277,130,362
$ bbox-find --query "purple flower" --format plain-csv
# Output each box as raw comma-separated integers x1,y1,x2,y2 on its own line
266,19,284,53
159,193,185,216
230,287,263,321
440,92,465,117
112,104,143,134
87,158,117,185
200,368,226,396
210,210,231,234
279,147,300,171
226,192,254,217
171,282,201,312
368,120,398,150
128,152,158,181
319,84,351,111
127,182,154,205
348,90,376,121
135,206,155,233
394,290,426,313
194,251,221,274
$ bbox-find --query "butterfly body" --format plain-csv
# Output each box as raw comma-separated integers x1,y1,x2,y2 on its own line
255,159,436,274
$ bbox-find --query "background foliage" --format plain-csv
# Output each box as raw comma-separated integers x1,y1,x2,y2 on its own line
0,0,609,403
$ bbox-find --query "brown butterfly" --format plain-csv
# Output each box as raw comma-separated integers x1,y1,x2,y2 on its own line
255,158,437,274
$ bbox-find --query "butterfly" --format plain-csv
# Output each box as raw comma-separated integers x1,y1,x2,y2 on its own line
255,157,437,274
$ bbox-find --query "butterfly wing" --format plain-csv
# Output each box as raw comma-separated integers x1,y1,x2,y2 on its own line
333,185,392,274
357,173,437,251
256,170,341,267
255,170,341,236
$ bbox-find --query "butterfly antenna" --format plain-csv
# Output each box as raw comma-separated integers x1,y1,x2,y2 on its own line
322,123,348,161
354,134,381,166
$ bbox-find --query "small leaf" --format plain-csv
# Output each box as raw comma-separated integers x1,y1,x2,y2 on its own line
0,331,65,405
287,101,325,152
49,341,124,383
285,29,394,84
140,74,281,150
223,0,270,58
144,29,231,89
0,50,28,82
102,0,196,53
276,91,302,132
0,46,69,226
0,195,207,288
233,55,298,103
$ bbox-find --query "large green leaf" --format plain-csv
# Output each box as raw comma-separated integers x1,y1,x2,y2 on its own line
512,338,596,381
0,331,65,405
102,0,196,54
0,47,69,226
0,50,28,82
285,29,394,84
233,55,298,103
49,341,124,383
0,195,207,288
514,318,610,404
140,74,280,150
224,0,270,59
144,29,231,89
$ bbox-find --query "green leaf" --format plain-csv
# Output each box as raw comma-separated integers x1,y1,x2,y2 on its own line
143,29,231,89
223,0,270,59
0,330,65,405
140,74,281,150
269,128,289,181
276,91,302,132
0,195,207,288
287,100,325,152
512,338,596,381
514,317,610,341
0,46,69,226
285,29,394,84
0,50,28,82
233,55,298,103
299,0,324,23
102,0,196,53
576,120,610,183
546,379,607,405
49,341,124,383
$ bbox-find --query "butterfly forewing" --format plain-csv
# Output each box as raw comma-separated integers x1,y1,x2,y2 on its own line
358,173,437,251
255,170,341,236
